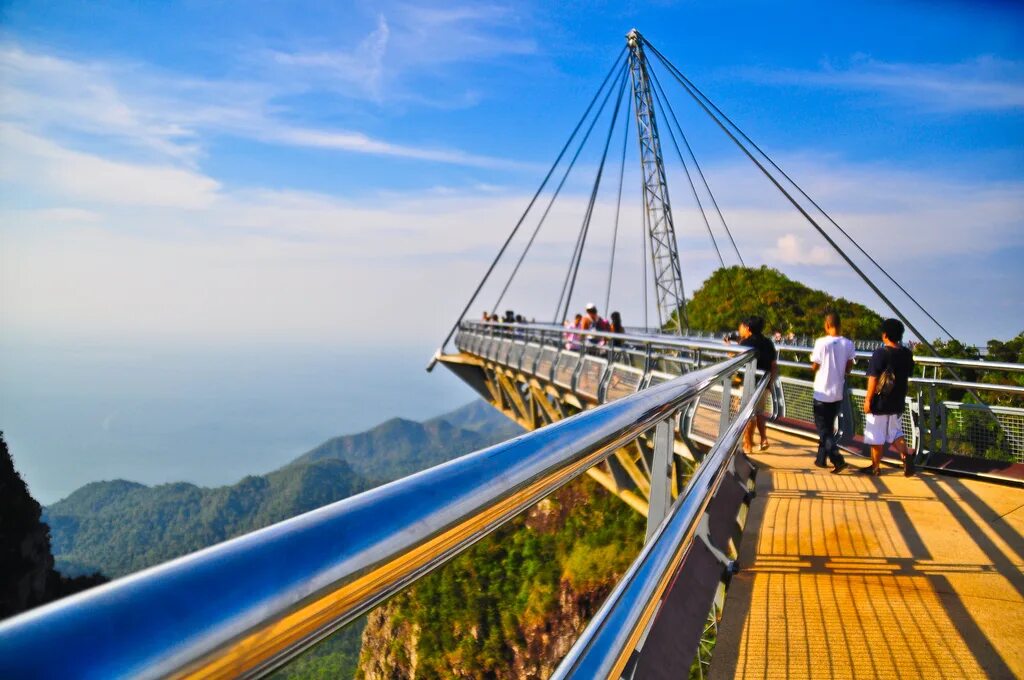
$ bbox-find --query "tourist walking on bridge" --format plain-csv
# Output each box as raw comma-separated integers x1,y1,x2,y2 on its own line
727,317,777,454
811,312,855,473
862,319,915,476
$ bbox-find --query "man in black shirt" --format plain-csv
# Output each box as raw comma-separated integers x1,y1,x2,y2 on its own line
727,316,778,453
862,318,915,476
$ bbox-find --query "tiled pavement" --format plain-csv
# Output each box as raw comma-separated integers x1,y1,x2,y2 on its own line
710,431,1024,679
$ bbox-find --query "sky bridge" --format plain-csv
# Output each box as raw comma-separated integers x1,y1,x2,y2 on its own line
2,27,1022,680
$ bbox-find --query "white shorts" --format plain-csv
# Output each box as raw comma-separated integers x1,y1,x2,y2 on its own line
864,413,905,445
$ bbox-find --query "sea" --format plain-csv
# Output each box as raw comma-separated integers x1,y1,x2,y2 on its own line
0,340,476,504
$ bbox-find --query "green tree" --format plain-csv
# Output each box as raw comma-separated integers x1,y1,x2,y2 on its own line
680,266,884,340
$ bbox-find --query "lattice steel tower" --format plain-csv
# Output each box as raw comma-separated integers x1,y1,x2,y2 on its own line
627,29,687,332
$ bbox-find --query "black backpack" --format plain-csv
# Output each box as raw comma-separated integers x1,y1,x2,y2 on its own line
874,347,898,398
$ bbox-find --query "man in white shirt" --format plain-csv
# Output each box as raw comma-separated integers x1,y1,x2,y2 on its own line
811,312,856,473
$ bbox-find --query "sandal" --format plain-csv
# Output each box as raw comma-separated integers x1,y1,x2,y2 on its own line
758,440,770,451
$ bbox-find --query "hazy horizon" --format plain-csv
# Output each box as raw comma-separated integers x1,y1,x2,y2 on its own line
1,340,477,504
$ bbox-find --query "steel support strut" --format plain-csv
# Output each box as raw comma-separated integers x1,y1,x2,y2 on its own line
627,29,687,332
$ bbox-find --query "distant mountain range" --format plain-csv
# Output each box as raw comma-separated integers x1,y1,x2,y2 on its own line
44,400,523,579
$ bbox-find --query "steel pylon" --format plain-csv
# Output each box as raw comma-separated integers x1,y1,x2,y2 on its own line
627,28,687,332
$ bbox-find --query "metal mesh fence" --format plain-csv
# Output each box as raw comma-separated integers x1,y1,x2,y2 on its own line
943,403,1024,463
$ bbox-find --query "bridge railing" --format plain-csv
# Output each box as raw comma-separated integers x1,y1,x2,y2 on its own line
0,347,760,679
456,321,1024,474
554,373,769,679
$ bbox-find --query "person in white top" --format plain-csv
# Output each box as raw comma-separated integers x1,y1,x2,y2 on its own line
810,312,856,473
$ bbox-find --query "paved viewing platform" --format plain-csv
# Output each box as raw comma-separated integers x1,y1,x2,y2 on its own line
712,432,1024,679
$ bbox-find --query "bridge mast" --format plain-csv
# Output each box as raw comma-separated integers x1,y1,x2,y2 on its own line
626,29,687,332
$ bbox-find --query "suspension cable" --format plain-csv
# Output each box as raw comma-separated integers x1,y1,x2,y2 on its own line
553,64,630,322
647,40,951,338
431,47,626,357
557,70,631,324
645,41,933,348
648,65,745,267
649,71,725,268
493,61,629,314
645,39,1017,447
604,93,631,315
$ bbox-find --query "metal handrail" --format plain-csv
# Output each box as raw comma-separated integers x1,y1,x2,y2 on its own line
0,352,754,680
553,375,770,679
462,321,1024,391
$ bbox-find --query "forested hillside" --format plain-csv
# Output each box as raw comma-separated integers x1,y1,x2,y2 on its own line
685,265,884,338
45,402,521,579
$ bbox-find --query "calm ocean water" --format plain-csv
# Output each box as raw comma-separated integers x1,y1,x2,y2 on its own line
0,340,475,504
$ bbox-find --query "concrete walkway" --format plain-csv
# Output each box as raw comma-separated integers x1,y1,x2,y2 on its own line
710,431,1024,679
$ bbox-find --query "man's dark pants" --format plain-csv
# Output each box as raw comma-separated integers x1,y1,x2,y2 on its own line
813,399,845,467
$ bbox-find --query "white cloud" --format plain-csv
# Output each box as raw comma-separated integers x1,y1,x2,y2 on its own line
743,55,1024,112
768,233,835,265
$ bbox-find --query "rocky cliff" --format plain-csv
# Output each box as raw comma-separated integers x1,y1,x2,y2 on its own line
0,433,106,620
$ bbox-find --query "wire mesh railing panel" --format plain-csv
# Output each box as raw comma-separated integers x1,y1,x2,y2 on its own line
537,347,558,381
555,351,581,389
606,365,645,401
943,403,1024,463
496,339,513,365
522,343,542,374
689,386,723,443
507,341,526,370
778,378,815,424
577,357,608,401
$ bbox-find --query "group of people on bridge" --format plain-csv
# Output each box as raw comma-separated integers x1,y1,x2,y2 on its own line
726,312,915,475
562,303,625,351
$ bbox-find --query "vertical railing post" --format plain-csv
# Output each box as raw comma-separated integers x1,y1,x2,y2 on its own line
741,359,756,407
915,388,927,455
928,384,938,454
939,398,948,455
646,416,675,541
719,372,733,438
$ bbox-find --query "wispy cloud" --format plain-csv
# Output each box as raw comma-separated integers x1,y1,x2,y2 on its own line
743,55,1024,112
0,40,527,169
1,124,220,208
269,15,391,100
266,4,537,107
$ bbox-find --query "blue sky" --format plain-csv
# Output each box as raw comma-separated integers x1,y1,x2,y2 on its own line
2,1,1023,500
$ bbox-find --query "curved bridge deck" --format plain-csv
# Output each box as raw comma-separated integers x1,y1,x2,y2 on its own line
711,431,1024,679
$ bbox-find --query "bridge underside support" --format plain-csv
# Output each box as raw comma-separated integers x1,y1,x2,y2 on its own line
438,352,746,538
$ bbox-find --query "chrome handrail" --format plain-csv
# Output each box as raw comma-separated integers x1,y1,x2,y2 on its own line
462,321,1024,389
0,352,755,680
553,375,770,679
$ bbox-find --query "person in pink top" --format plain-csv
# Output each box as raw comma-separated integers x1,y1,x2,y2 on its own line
564,313,583,350
810,312,856,473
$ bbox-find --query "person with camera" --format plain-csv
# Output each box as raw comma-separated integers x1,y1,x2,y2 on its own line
862,318,915,476
725,316,777,453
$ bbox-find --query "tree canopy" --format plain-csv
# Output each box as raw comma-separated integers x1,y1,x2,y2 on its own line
682,266,885,340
